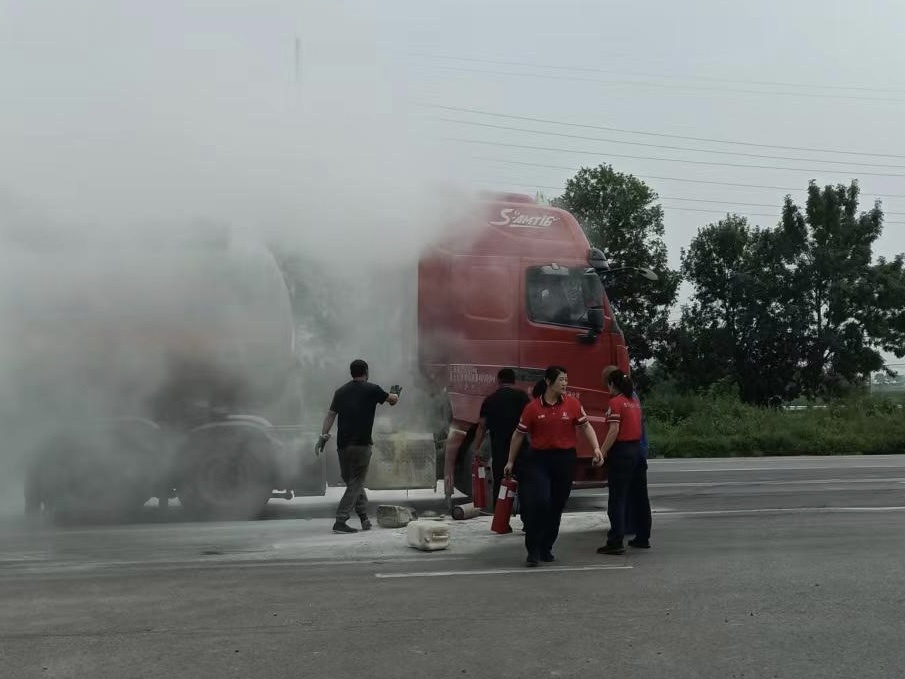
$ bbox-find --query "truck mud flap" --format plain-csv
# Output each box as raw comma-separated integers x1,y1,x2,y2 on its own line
366,433,437,491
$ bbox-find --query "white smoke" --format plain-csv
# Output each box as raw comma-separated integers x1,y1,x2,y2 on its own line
0,2,480,516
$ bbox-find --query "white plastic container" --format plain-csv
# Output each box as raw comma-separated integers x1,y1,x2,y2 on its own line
406,519,450,551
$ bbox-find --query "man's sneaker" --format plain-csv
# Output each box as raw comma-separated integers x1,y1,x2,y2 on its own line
526,554,539,568
540,551,556,563
596,543,626,555
359,516,372,531
628,539,650,549
332,521,358,534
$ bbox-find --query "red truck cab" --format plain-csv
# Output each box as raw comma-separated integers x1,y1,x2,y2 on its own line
417,194,630,497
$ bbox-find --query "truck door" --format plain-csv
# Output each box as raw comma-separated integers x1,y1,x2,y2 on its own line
518,260,612,445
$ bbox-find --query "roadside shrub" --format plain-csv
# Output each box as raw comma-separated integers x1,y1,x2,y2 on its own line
644,393,905,457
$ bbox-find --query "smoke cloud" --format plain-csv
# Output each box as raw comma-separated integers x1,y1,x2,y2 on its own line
0,2,479,517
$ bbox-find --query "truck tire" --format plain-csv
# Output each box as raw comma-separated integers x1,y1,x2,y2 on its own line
177,424,276,521
27,422,160,524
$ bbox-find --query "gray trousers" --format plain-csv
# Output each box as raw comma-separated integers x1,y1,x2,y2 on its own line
336,445,372,521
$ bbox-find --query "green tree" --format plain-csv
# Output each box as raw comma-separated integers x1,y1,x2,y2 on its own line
667,215,807,403
779,181,903,396
554,164,680,388
672,180,905,403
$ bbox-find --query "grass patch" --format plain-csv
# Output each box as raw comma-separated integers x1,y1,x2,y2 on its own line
645,394,905,457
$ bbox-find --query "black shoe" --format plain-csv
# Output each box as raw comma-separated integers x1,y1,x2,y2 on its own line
526,554,539,567
333,521,358,534
628,539,650,549
359,516,372,531
596,543,625,555
540,551,555,563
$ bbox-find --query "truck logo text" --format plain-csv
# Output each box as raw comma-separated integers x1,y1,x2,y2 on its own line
490,208,558,228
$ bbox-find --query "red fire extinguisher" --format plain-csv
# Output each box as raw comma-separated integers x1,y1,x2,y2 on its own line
471,454,489,510
491,475,518,534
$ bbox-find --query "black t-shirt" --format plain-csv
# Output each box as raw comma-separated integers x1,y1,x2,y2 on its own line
479,385,531,461
329,380,389,449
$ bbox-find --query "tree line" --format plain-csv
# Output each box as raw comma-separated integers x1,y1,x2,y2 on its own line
553,164,905,405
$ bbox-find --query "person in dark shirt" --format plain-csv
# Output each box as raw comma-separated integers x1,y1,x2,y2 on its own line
471,368,531,512
317,359,400,534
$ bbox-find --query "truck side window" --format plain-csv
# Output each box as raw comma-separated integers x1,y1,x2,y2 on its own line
526,266,597,328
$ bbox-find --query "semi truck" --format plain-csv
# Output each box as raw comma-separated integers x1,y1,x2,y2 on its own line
19,192,644,522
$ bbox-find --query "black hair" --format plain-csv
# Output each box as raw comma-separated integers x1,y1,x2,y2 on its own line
350,359,369,379
497,368,516,384
532,379,546,398
606,369,634,398
544,365,568,384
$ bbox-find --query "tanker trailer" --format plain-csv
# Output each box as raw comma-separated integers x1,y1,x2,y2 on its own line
16,226,322,522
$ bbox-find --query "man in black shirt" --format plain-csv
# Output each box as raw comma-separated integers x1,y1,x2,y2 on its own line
472,368,531,511
317,359,401,533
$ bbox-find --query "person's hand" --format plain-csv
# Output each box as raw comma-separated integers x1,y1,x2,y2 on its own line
503,460,515,477
592,447,604,467
315,434,330,456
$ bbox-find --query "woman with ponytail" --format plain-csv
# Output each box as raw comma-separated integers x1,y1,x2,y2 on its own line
596,367,651,555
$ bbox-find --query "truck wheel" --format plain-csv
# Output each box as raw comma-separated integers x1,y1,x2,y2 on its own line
28,426,157,524
177,427,275,521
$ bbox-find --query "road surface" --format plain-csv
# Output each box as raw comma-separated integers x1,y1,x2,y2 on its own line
1,455,904,679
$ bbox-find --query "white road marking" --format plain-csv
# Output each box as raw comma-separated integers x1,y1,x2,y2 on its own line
375,565,633,579
651,465,905,473
654,506,905,517
646,477,905,488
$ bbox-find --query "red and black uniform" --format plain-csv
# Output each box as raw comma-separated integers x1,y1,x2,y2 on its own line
516,394,588,560
604,393,651,547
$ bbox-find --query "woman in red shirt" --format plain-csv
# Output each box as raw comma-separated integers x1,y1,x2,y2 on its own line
504,366,602,567
597,369,648,555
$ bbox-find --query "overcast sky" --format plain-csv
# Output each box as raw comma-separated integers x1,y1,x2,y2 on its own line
2,0,904,329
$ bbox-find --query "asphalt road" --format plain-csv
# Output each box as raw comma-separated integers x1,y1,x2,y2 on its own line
1,455,904,679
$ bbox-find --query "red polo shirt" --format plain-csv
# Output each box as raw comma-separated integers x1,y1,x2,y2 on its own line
606,394,643,441
517,395,588,450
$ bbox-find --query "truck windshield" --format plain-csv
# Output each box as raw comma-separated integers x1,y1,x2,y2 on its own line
526,265,603,328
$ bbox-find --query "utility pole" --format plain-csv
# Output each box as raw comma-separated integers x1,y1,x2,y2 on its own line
294,35,302,85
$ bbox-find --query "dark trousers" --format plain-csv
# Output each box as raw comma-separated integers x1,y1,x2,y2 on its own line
336,445,371,521
518,448,577,557
606,441,651,546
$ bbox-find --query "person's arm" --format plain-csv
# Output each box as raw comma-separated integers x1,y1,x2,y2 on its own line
598,399,624,463
472,397,491,459
599,422,619,459
503,430,526,476
472,418,488,459
320,411,336,437
316,410,337,455
573,405,603,465
503,402,533,475
375,384,399,406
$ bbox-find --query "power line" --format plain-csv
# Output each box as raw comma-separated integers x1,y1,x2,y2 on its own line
434,117,905,169
444,138,905,178
422,105,905,159
416,63,905,105
472,157,905,199
476,179,905,223
655,205,905,224
657,195,905,216
410,53,905,96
